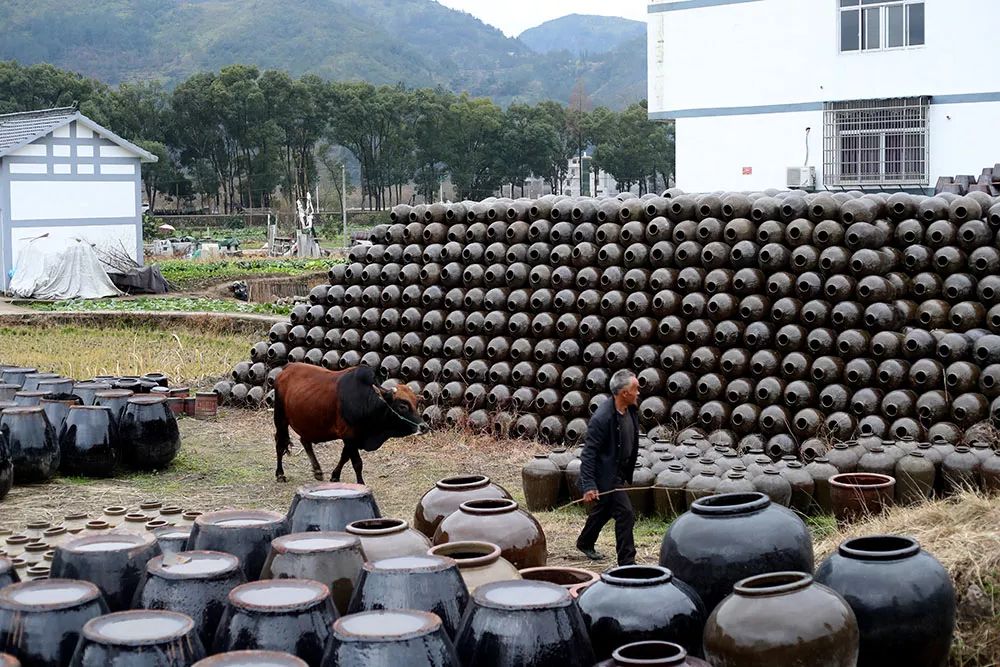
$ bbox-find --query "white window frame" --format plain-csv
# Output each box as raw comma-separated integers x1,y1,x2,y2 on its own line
840,0,925,53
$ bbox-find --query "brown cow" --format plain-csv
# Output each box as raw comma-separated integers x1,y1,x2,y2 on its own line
272,363,427,483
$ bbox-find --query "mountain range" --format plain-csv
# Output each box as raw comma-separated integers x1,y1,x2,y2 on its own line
0,0,646,108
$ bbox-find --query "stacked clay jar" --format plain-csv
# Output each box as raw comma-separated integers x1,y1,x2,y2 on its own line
222,190,1000,454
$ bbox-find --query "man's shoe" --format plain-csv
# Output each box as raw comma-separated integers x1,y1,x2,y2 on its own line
577,545,605,561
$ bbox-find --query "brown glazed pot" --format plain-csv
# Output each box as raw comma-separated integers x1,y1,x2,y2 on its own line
345,518,432,562
433,498,546,569
518,566,598,592
521,454,563,511
413,475,512,538
829,473,895,523
703,571,858,667
428,541,521,593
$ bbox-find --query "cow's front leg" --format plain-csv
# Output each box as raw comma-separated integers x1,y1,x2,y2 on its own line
348,444,365,485
330,444,351,482
300,441,324,481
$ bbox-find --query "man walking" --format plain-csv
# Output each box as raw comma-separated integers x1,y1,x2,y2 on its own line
576,369,640,565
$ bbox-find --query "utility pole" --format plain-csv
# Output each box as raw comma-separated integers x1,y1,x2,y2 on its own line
342,164,348,250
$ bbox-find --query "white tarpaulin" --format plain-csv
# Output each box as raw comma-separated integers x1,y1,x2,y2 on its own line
8,234,122,299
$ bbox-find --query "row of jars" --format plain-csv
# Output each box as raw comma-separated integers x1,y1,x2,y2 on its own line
523,433,1000,519
383,189,998,230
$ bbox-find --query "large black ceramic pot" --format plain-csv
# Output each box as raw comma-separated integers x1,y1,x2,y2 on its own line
39,394,82,435
50,533,160,611
70,610,206,667
0,579,108,667
119,396,180,470
59,406,117,477
70,383,112,407
814,535,954,667
0,435,11,502
188,510,289,581
413,475,512,538
454,580,595,667
0,559,16,589
262,532,365,616
658,493,813,612
93,389,134,426
703,572,858,667
322,610,460,667
1,368,36,388
194,651,307,667
576,565,705,660
152,527,192,556
0,407,59,483
287,483,381,533
348,555,469,638
213,579,337,666
135,551,246,649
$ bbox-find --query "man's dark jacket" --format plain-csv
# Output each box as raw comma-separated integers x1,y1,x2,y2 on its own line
578,397,640,494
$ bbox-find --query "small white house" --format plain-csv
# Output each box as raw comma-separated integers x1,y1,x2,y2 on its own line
0,107,157,289
647,0,1000,193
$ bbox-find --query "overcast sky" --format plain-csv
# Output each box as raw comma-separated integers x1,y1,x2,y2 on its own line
435,0,648,37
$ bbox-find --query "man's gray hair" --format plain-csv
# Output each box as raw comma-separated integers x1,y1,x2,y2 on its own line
609,369,637,396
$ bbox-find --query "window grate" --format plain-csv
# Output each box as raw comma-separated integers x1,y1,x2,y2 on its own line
823,96,930,187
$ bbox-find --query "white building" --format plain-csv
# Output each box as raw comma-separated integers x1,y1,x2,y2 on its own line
561,154,623,198
647,0,1000,193
0,107,157,288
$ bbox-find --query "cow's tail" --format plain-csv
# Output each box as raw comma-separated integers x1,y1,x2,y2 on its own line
273,387,291,458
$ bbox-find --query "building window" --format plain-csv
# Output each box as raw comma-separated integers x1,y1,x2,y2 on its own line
823,96,930,186
841,0,924,52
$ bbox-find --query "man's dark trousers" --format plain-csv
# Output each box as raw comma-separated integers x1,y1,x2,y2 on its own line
577,486,636,566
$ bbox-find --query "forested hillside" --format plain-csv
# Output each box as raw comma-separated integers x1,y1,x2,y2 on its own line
0,0,646,107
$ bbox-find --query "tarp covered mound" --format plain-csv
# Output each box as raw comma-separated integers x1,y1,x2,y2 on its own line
108,265,170,295
8,235,122,300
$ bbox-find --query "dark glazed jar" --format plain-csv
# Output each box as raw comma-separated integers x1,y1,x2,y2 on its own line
51,532,160,611
0,406,58,483
0,559,16,589
703,572,858,667
323,609,459,667
413,476,511,538
815,535,954,667
347,554,469,638
454,580,595,667
59,405,117,477
136,550,245,647
193,651,306,667
0,579,107,667
577,565,705,660
187,510,289,581
70,610,205,667
262,532,364,616
521,454,562,511
658,493,813,612
118,396,180,470
433,499,546,569
214,579,336,665
288,483,381,533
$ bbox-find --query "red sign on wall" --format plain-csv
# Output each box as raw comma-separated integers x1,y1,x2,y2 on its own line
742,166,753,176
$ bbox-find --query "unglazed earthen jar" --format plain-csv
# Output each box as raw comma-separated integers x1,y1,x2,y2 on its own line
433,499,546,569
894,452,935,504
414,476,512,538
829,473,895,523
428,541,520,592
704,571,858,667
345,518,431,563
261,532,364,615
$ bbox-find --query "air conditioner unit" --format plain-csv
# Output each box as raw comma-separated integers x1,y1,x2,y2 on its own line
787,166,816,189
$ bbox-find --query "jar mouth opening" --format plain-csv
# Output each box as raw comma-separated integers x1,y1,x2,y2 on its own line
691,492,770,516
601,565,672,587
346,518,407,536
460,498,518,514
519,566,598,588
829,472,895,489
428,540,501,567
735,571,813,597
612,641,688,665
839,535,920,561
436,475,490,490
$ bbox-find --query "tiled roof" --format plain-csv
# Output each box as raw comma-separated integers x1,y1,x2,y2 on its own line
0,106,79,156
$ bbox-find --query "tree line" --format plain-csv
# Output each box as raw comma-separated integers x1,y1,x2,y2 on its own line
0,61,674,212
